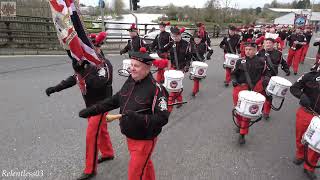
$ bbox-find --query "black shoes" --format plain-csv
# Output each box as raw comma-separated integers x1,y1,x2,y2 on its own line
263,114,270,120
224,81,229,87
97,156,114,164
292,158,304,165
304,169,317,180
238,134,246,145
77,173,96,180
294,72,298,75
191,92,196,97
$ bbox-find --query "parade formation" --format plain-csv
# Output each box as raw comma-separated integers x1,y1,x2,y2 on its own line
36,0,320,179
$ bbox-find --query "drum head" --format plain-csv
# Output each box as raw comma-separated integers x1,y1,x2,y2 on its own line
270,76,292,87
192,61,208,67
239,90,266,102
225,54,239,59
165,70,184,78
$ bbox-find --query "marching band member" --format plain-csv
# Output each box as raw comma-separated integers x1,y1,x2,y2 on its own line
163,26,192,111
290,63,320,180
257,38,290,120
301,26,313,64
231,41,266,145
149,21,171,83
239,26,254,58
219,25,241,87
313,38,320,64
286,27,307,75
46,32,115,180
120,23,145,55
278,26,289,51
78,48,170,180
196,22,213,60
149,21,171,59
190,31,207,96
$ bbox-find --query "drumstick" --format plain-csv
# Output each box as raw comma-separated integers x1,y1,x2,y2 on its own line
106,108,151,123
106,114,122,122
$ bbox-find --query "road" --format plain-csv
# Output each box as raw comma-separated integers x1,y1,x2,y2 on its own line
0,38,319,180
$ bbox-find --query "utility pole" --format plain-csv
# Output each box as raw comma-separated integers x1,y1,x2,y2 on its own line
99,0,106,32
130,0,138,26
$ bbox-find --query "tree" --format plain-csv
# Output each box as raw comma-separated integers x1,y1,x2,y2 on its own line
114,0,124,15
255,7,262,15
270,0,278,8
167,3,178,20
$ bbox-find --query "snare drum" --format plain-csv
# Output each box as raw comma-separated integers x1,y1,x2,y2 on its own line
190,61,208,78
235,90,266,118
224,54,239,68
266,76,292,98
303,116,320,153
163,70,184,92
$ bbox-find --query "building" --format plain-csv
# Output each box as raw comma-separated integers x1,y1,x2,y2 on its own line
270,8,320,26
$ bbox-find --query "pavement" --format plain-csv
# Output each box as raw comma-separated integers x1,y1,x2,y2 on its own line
0,37,319,180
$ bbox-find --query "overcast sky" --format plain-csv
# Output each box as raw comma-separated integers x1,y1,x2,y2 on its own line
80,0,317,9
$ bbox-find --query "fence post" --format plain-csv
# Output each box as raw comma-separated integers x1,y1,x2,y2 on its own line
5,21,13,47
144,24,147,35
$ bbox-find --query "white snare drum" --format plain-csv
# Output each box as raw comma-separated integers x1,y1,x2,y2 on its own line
224,54,239,68
235,90,266,118
266,76,292,98
190,61,208,78
120,59,131,76
163,70,184,92
303,116,320,153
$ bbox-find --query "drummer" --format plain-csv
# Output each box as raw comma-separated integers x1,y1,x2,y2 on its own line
257,37,290,120
231,41,266,145
290,63,320,180
219,25,241,87
190,31,208,96
162,26,192,111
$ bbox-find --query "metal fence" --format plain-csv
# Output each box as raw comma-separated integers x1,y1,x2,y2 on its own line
0,15,226,49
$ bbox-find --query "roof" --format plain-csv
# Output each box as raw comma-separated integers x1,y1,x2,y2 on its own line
269,8,311,13
274,11,320,25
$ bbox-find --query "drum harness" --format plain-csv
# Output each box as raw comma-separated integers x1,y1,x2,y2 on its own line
231,62,263,129
265,52,285,111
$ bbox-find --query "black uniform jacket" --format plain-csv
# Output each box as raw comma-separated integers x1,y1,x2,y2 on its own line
84,73,170,140
290,71,320,114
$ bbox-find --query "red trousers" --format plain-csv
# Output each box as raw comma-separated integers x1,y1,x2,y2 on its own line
233,85,250,135
84,113,114,174
127,138,157,180
223,53,232,83
232,80,264,135
279,40,285,51
225,68,232,83
240,42,245,58
263,98,272,116
156,69,165,83
192,78,200,95
300,44,310,63
168,91,183,112
295,107,320,172
287,48,303,74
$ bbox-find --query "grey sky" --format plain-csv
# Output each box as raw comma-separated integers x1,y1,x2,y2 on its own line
81,0,308,9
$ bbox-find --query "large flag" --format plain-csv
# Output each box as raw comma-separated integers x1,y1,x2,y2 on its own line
49,0,103,66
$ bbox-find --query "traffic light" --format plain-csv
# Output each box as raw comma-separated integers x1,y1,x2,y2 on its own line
132,0,140,11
